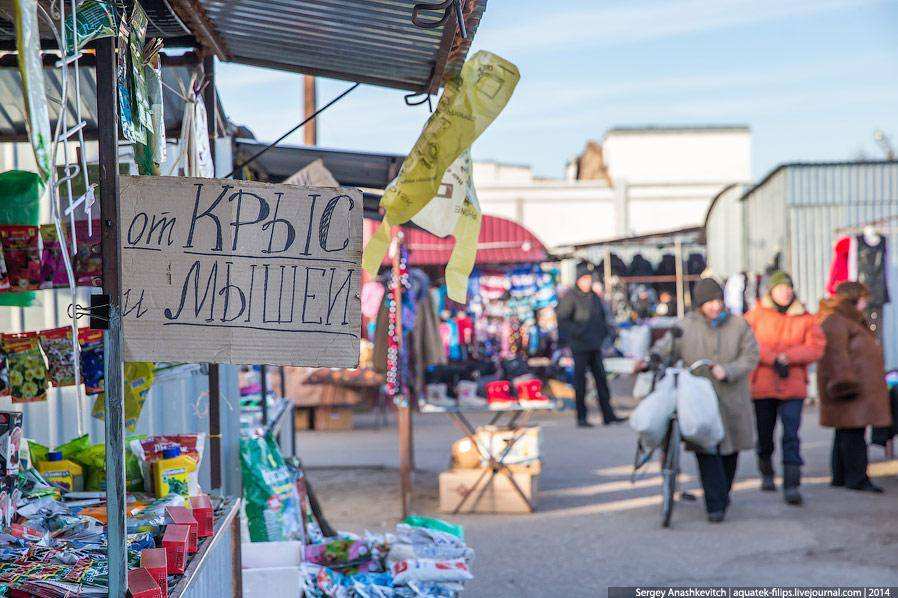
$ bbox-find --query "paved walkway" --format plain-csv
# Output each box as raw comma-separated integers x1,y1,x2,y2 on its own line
298,402,898,596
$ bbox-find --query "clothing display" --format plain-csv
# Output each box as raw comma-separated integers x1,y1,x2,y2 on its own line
855,233,890,306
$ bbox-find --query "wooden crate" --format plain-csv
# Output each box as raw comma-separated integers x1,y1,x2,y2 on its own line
314,407,353,431
439,466,539,514
294,408,312,431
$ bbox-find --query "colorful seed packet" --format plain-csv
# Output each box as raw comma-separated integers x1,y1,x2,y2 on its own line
0,226,41,291
38,327,77,387
2,333,48,403
77,329,104,395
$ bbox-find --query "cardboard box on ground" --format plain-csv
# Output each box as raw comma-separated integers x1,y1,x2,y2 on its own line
451,426,540,469
439,466,539,514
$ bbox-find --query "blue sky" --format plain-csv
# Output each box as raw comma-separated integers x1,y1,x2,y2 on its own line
217,0,898,180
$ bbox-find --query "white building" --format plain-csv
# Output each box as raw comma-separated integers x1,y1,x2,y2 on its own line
474,125,752,248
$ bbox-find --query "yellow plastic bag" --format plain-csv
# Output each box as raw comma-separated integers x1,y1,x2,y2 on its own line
363,51,519,300
92,362,155,431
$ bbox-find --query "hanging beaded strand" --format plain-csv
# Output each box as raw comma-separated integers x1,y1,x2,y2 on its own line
385,245,410,404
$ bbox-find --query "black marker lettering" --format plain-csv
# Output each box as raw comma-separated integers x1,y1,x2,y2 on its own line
302,267,326,324
184,183,231,250
319,194,355,253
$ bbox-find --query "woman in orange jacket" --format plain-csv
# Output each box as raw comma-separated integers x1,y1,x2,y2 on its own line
745,271,826,505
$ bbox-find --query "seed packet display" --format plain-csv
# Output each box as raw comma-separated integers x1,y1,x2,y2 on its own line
38,327,76,387
38,224,69,290
2,333,48,403
73,220,101,287
78,329,104,395
0,226,41,291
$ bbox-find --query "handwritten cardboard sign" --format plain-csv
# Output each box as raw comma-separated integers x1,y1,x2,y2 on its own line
119,176,362,367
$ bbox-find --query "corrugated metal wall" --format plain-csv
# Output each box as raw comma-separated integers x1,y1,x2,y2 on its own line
705,184,748,278
742,161,898,366
745,168,789,275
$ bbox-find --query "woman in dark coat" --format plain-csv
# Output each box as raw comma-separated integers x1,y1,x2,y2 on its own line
817,281,892,493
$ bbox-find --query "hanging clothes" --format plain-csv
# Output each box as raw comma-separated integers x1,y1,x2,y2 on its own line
628,254,654,278
826,236,858,297
856,233,890,307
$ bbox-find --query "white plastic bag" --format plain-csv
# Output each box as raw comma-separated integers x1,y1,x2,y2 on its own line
618,325,651,359
629,373,676,450
676,372,725,452
632,371,655,400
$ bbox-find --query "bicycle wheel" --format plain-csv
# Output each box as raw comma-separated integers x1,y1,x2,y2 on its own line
660,418,681,528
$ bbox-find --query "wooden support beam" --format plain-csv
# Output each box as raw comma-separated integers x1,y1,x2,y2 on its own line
96,36,127,598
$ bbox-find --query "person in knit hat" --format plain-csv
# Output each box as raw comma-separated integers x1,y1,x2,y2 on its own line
557,262,625,427
650,276,760,523
745,270,825,506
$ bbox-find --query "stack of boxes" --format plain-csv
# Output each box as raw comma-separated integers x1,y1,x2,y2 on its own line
439,425,541,513
127,493,216,597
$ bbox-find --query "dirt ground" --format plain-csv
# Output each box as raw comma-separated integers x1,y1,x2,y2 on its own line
299,397,898,596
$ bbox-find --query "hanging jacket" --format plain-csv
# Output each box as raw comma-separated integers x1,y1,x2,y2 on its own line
826,236,855,296
744,295,826,400
856,234,890,306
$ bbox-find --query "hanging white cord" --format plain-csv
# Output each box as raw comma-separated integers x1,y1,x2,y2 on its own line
37,0,88,436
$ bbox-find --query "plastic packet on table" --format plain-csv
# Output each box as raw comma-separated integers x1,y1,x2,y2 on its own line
304,537,374,573
300,564,351,598
350,572,395,598
386,542,472,567
16,496,68,518
400,516,463,540
390,558,472,585
393,525,468,553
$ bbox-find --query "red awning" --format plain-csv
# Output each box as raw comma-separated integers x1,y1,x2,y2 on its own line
383,214,548,266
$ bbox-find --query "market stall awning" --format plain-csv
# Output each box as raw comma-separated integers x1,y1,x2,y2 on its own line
0,53,214,142
188,0,486,92
0,1,485,93
233,139,404,189
390,214,549,266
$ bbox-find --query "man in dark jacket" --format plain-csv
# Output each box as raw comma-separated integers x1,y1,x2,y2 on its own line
557,262,625,427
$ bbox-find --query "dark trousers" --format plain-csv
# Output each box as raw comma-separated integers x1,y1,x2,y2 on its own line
754,398,804,466
696,452,739,514
572,350,616,423
832,428,870,488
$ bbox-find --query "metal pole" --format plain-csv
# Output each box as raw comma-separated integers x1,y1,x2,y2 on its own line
674,238,685,318
202,54,223,492
96,37,127,598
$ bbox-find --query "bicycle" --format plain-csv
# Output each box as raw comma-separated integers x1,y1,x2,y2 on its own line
634,356,714,528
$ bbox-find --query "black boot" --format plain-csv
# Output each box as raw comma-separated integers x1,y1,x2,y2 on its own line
783,464,803,505
758,457,776,492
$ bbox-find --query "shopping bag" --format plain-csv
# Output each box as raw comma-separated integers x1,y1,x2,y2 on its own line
629,373,676,450
632,371,655,400
675,372,725,452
